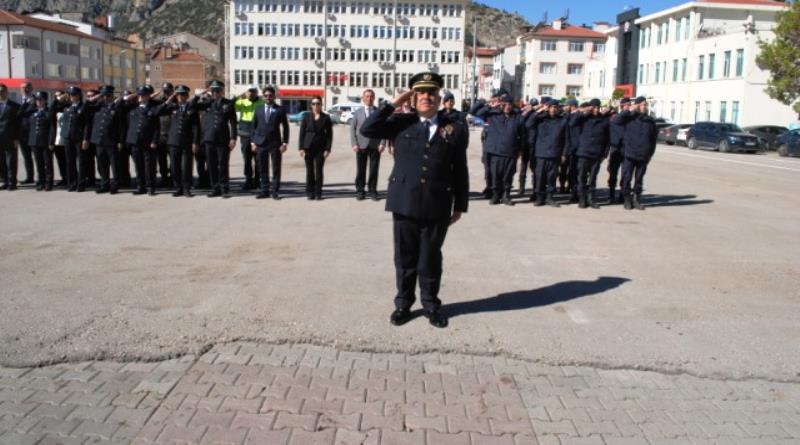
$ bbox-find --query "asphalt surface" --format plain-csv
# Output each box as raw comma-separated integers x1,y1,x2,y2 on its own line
0,128,798,383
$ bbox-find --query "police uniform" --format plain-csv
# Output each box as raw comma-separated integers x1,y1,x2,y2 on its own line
561,99,581,202
195,80,238,197
123,85,162,195
440,92,468,125
527,100,567,207
21,91,56,190
570,99,610,208
613,97,657,210
607,97,630,203
18,91,36,183
154,83,173,188
234,85,264,190
0,95,22,190
52,86,88,191
474,96,525,205
158,85,201,197
359,72,469,329
84,85,124,194
115,90,133,188
517,98,539,196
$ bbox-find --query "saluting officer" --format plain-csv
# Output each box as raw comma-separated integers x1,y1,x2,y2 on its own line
121,85,162,196
195,80,238,198
83,85,124,194
360,72,469,329
154,82,174,188
21,91,57,191
18,82,36,184
518,98,538,197
51,86,88,192
474,95,525,206
440,92,467,124
0,83,22,191
158,85,201,197
613,96,657,210
562,98,581,203
527,99,568,207
570,98,610,209
607,97,631,204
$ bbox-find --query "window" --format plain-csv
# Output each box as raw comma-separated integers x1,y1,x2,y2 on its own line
568,41,584,52
655,62,661,84
638,64,644,84
723,51,731,77
736,49,744,76
694,101,700,123
600,70,606,88
567,85,582,97
672,59,679,82
538,84,555,96
567,64,583,75
656,24,663,45
720,101,727,123
593,42,605,53
540,41,556,51
698,55,705,80
12,35,41,50
670,101,676,121
684,16,691,40
732,101,740,125
676,18,682,42
708,53,715,79
681,58,688,81
705,101,712,121
539,63,555,74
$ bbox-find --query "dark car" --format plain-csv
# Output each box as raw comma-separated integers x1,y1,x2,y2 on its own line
743,125,789,151
658,124,693,145
686,122,761,153
775,129,800,157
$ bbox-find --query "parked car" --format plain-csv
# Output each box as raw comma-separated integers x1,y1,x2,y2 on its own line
676,126,691,146
288,111,309,124
326,102,363,125
775,129,800,157
743,125,789,151
658,124,693,145
467,115,486,127
686,122,761,153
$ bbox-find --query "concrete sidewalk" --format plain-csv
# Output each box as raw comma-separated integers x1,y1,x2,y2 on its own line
1,342,798,444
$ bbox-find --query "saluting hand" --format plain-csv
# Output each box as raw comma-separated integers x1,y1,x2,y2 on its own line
391,90,414,109
81,141,89,150
378,144,385,154
323,150,330,159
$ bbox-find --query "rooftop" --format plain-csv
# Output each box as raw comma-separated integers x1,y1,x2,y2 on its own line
0,9,105,42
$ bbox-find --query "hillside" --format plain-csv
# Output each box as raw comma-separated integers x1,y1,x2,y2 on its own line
0,0,532,48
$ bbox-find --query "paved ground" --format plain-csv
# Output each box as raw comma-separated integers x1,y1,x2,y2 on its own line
1,343,799,445
0,127,798,386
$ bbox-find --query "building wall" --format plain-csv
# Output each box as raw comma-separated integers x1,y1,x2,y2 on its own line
228,0,468,108
151,32,222,62
521,34,607,101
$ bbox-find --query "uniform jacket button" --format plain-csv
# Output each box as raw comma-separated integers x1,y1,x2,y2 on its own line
420,178,427,184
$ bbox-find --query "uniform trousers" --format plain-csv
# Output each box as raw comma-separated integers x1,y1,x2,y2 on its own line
576,156,602,196
355,147,381,193
607,148,624,189
518,149,532,188
393,213,450,313
194,146,209,188
169,145,194,191
32,145,54,186
79,145,96,188
205,143,231,192
1,142,17,186
534,157,559,195
53,145,66,183
19,141,34,181
131,144,157,190
96,144,119,189
486,153,516,196
559,154,578,192
304,149,326,197
157,141,170,183
621,158,649,196
118,143,131,184
63,139,80,189
256,145,282,194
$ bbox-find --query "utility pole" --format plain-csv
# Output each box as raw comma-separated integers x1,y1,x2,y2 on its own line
322,0,328,109
471,16,478,106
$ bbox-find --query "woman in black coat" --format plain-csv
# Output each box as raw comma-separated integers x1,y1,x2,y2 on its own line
298,96,333,200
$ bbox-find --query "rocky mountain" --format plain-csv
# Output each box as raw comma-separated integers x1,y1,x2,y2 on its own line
0,0,532,48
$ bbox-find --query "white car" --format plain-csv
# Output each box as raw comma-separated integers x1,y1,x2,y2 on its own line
327,103,363,125
677,127,690,145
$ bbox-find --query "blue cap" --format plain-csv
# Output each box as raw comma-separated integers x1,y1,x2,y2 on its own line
548,99,561,107
567,99,579,107
589,98,602,107
442,92,455,102
529,98,539,106
634,96,647,104
541,96,552,104
619,97,631,105
500,95,514,104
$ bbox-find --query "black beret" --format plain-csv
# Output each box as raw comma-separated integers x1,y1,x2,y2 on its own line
162,82,174,91
567,99,579,106
634,96,647,104
619,97,632,105
442,92,455,102
589,98,602,107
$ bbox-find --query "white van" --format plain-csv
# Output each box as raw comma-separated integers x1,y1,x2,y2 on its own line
327,102,363,125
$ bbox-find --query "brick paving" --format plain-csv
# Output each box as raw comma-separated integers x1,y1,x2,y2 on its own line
0,343,798,444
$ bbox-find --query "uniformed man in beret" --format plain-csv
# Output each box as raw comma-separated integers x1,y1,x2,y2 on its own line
155,82,174,189
440,92,467,124
195,80,238,197
613,96,657,210
157,85,201,197
469,89,506,199
0,83,22,191
561,98,581,203
517,98,538,197
607,97,630,204
570,98,610,209
474,94,525,205
527,99,568,207
360,72,469,329
121,85,162,195
51,86,88,192
20,91,56,191
83,85,124,194
18,82,36,184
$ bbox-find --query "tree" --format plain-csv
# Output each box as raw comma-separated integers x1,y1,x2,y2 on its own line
612,88,626,101
756,1,800,112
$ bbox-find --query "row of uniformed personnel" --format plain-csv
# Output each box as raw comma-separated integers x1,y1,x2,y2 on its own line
471,92,657,210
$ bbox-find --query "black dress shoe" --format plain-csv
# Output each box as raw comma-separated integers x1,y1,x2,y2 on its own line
184,190,193,198
109,187,118,195
356,192,366,201
96,187,109,194
56,180,66,187
148,189,157,196
390,309,413,326
22,178,34,184
307,195,315,200
315,194,323,201
207,189,222,198
68,186,77,192
133,188,147,195
271,193,281,200
256,192,269,199
44,184,53,191
76,186,85,192
1,183,8,190
8,184,17,191
370,192,379,201
172,190,183,197
36,184,44,191
426,310,449,328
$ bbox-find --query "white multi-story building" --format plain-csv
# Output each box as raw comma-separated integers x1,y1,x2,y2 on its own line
226,0,468,112
491,44,521,100
584,0,793,127
516,20,608,102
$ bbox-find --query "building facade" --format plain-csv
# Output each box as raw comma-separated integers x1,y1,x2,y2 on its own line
585,0,793,127
227,0,469,111
148,32,223,63
148,46,224,91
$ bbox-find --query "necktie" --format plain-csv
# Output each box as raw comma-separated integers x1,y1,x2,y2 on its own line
424,120,432,141
0,102,4,115
265,105,271,122
365,107,370,119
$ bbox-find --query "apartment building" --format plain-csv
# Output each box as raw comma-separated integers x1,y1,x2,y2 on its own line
227,0,469,111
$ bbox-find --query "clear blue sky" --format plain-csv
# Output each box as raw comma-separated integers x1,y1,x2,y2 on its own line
480,0,685,26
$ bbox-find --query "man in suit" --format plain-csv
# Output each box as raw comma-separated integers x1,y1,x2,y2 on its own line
351,89,384,201
195,80,238,197
360,72,469,329
52,86,88,192
250,86,289,200
18,82,36,184
0,83,21,190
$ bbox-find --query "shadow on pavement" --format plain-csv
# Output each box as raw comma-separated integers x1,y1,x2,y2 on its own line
438,276,631,319
640,194,714,207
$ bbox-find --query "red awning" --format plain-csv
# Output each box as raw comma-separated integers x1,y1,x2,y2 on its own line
278,88,324,98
